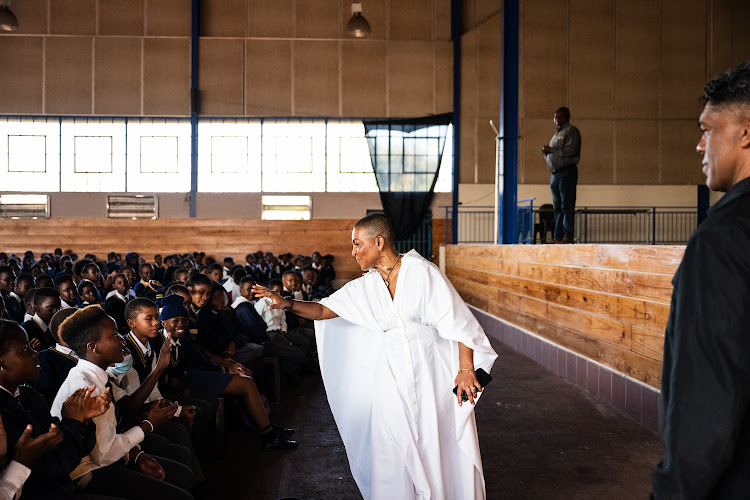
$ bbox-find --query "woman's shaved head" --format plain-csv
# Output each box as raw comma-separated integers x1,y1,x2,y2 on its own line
354,213,396,245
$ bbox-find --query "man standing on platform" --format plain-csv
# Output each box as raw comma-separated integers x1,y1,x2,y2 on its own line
541,107,581,244
652,61,750,499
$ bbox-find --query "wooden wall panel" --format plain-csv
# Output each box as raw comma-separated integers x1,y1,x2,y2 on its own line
99,0,145,36
434,42,453,114
520,119,553,184
245,40,292,116
294,41,339,117
199,39,244,116
389,41,434,117
476,15,500,117
341,41,387,117
615,120,659,184
569,0,614,117
614,0,659,119
521,0,568,118
730,0,750,65
390,0,432,41
200,0,246,37
0,37,43,114
94,37,142,115
296,0,340,39
0,218,442,282
445,244,681,388
577,119,614,184
143,38,191,116
660,0,707,119
146,0,191,36
50,0,96,35
45,37,93,115
247,0,293,38
12,0,49,35
434,0,452,41
660,120,703,185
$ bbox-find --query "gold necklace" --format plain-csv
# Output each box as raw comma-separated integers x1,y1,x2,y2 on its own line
382,254,402,288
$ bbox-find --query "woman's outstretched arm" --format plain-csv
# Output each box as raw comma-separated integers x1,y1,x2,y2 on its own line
251,285,338,321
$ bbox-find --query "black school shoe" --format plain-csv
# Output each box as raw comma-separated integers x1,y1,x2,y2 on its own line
262,427,298,451
273,423,295,437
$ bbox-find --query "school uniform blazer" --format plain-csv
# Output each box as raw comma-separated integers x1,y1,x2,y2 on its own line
30,348,78,407
0,386,95,500
103,295,128,334
19,319,55,351
124,333,154,384
1,291,23,323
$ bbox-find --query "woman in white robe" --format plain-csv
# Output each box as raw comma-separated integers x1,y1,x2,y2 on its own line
253,214,497,500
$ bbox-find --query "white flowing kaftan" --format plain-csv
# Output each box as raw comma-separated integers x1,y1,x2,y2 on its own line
315,250,497,500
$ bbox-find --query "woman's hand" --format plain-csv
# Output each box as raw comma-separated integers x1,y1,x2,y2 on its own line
454,370,483,407
251,285,289,310
156,332,172,372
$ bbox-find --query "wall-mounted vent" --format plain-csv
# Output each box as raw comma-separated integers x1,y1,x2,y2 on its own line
107,195,158,219
261,195,311,220
0,194,50,219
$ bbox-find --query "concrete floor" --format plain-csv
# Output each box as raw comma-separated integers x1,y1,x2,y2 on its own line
200,336,662,499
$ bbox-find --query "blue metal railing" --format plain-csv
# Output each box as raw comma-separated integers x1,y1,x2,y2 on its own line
444,205,698,245
576,207,697,244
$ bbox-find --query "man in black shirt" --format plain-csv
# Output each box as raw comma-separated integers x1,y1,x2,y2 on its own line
652,61,750,498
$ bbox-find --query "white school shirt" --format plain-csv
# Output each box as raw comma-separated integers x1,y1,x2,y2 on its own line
254,296,286,332
51,359,145,480
22,313,33,323
105,289,136,301
31,314,48,332
60,299,76,309
0,461,31,500
222,276,239,302
315,250,498,500
54,343,79,360
8,292,21,305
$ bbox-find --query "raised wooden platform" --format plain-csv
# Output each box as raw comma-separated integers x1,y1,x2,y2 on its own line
0,218,446,281
445,244,685,390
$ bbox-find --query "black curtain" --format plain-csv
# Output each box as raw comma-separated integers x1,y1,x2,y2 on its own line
363,113,452,240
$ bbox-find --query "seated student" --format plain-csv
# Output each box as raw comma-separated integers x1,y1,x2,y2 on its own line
232,277,305,384
282,271,303,301
173,268,190,285
9,273,34,321
117,298,205,484
196,283,263,369
31,308,79,407
51,306,194,500
54,274,78,309
134,263,163,303
155,294,296,450
21,288,36,323
221,265,246,302
120,266,138,298
153,255,166,283
0,266,23,324
105,252,121,275
207,264,223,284
78,279,100,306
0,318,112,500
103,273,131,335
20,288,60,351
79,262,103,294
35,274,53,290
262,280,313,362
221,257,234,279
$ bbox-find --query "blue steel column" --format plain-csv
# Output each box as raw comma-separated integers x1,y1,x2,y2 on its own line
499,0,519,243
450,0,461,244
189,0,199,218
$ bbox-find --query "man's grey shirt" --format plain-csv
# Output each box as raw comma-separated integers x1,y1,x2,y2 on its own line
545,122,581,174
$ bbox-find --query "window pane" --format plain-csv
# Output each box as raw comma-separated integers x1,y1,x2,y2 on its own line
197,120,261,192
0,118,60,192
126,119,190,193
61,119,125,192
74,136,113,173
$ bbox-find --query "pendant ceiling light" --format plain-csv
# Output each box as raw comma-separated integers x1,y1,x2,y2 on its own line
0,0,18,32
346,1,370,38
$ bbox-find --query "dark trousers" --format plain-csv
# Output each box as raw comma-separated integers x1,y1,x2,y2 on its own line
550,165,578,240
83,456,193,500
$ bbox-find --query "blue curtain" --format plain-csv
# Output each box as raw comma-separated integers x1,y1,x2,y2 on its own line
363,113,451,240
